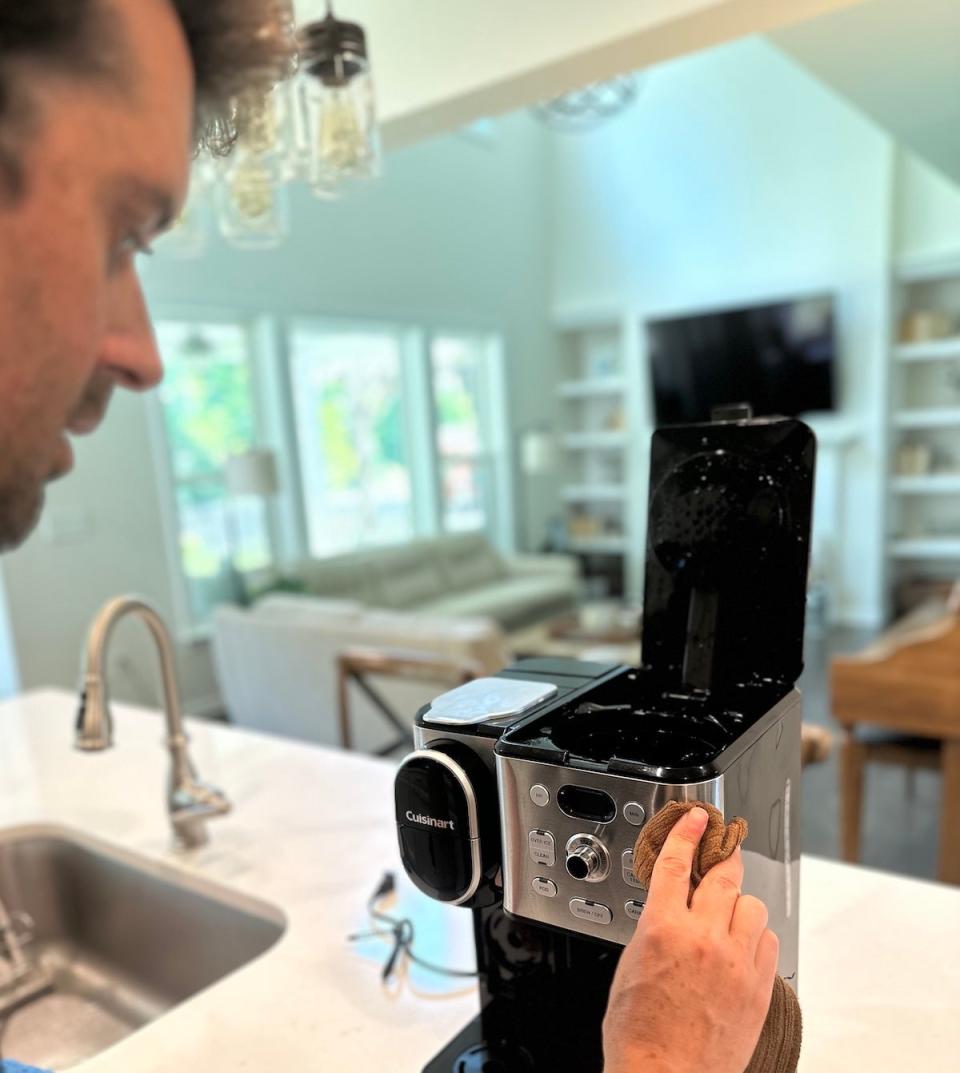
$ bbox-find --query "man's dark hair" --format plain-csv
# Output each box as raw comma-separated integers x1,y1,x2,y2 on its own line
0,0,295,188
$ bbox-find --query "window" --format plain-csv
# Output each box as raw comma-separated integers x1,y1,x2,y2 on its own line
431,334,498,534
155,321,270,620
151,314,512,629
289,324,414,557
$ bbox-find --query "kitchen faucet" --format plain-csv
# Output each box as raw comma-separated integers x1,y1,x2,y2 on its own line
75,596,231,849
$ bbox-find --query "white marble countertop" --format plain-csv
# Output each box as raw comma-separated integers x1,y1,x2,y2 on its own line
0,689,958,1071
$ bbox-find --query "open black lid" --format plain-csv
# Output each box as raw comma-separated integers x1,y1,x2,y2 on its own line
641,414,816,696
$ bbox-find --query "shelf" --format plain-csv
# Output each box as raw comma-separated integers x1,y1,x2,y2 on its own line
562,431,628,450
896,337,960,363
562,485,627,503
889,538,960,560
558,377,627,399
891,473,960,494
896,251,960,282
567,536,628,554
893,408,960,430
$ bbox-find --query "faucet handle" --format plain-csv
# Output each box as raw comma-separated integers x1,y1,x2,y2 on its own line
75,678,112,751
169,780,232,849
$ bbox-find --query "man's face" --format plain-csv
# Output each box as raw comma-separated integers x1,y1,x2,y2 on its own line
0,0,193,548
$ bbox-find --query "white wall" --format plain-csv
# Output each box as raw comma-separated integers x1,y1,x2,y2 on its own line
0,113,555,710
549,37,896,626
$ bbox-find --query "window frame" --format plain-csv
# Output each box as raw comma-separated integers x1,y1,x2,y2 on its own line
147,306,273,639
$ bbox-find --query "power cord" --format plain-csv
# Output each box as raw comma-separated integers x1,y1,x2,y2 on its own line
347,872,479,984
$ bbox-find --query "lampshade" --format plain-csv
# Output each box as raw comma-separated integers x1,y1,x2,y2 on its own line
225,448,280,498
521,430,558,475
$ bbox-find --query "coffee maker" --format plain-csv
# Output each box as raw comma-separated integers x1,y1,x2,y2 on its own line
395,413,815,1073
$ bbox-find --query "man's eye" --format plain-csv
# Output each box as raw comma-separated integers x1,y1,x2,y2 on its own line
109,234,154,273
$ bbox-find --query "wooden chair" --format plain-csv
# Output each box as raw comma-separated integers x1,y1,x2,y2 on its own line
831,586,960,884
336,647,483,755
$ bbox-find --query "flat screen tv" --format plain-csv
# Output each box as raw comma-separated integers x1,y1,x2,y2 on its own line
648,295,835,425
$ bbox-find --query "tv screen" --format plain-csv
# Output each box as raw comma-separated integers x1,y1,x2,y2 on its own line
648,296,835,425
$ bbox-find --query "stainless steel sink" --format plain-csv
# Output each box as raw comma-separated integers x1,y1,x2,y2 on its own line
0,825,285,1068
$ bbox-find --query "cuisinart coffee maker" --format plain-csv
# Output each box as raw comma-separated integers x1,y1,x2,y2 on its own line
395,413,815,1073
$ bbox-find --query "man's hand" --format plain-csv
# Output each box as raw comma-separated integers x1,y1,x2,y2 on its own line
602,806,778,1073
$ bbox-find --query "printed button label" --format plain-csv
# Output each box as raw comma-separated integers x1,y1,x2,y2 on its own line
569,898,612,925
528,829,556,867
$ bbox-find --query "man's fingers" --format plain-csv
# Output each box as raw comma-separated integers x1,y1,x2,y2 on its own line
755,928,780,982
690,845,745,928
729,892,768,953
645,806,709,913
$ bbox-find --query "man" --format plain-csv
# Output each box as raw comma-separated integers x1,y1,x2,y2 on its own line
0,3,777,1070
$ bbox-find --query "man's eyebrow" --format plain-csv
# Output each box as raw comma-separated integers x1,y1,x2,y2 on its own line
106,175,177,233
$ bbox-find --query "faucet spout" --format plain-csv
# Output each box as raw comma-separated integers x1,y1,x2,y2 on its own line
76,596,231,848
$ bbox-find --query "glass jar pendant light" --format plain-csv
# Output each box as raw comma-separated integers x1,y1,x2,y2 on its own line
296,1,381,199
215,85,293,249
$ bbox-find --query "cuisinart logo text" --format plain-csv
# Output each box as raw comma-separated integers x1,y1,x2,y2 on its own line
405,810,455,831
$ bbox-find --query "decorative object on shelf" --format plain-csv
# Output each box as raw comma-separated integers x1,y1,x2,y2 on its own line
899,309,954,343
163,0,380,253
532,75,641,133
584,344,621,379
605,405,625,430
896,442,932,476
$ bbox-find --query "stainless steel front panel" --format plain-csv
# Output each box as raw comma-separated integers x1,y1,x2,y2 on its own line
497,755,722,948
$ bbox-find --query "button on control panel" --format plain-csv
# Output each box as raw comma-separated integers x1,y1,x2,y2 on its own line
529,829,556,867
624,900,645,921
529,784,550,807
532,876,558,898
569,898,612,926
621,849,644,889
623,801,646,826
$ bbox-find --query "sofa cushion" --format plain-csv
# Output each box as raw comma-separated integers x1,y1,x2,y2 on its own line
437,532,506,592
371,541,446,609
292,554,376,604
420,574,576,630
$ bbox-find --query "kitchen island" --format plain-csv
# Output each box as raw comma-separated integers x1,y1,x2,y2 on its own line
0,690,956,1071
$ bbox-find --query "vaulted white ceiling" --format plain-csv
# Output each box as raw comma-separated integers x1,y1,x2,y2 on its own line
295,0,868,147
772,0,960,183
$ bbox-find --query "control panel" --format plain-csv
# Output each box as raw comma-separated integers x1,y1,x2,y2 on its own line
497,755,722,947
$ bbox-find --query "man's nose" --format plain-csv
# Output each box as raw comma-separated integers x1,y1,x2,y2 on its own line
99,269,163,391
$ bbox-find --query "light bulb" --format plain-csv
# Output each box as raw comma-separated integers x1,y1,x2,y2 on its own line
318,89,366,171
215,153,288,249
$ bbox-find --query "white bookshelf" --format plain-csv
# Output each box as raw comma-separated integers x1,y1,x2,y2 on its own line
553,313,645,601
895,336,960,362
558,376,627,399
561,485,628,502
568,536,630,554
890,473,960,494
893,407,960,430
890,538,960,560
562,430,629,450
886,253,960,607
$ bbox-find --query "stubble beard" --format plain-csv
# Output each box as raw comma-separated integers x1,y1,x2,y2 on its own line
0,468,45,551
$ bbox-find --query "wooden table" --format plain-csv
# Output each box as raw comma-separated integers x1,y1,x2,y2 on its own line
507,606,642,663
831,610,960,884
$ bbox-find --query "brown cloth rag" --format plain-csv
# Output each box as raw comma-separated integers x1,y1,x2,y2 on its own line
632,800,802,1073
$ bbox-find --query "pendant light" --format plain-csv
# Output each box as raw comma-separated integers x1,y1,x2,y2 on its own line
296,1,381,199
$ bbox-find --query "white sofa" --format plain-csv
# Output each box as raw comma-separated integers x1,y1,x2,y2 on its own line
211,595,511,754
279,533,580,630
